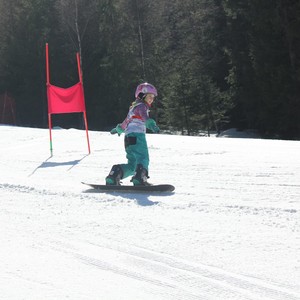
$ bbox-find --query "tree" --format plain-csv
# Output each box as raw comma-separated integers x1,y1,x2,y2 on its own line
0,0,299,138
0,0,60,126
158,0,231,134
223,0,300,138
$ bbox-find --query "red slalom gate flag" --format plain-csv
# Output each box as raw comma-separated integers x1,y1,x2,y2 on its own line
47,82,86,114
45,43,91,155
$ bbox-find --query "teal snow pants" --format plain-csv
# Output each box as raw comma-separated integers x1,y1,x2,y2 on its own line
120,133,149,179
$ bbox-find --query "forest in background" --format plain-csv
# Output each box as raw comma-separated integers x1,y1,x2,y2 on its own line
0,0,299,139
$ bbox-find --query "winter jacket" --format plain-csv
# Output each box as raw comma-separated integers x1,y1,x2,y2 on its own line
120,100,150,135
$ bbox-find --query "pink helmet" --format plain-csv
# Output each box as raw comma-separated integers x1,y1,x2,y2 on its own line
135,82,158,98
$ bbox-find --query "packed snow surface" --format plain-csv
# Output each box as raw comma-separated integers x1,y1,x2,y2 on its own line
0,125,299,300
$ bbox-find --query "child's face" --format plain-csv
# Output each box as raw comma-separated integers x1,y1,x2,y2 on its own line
144,93,155,106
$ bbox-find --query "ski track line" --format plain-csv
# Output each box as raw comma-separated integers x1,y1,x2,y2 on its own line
100,244,300,300
0,183,109,203
47,242,205,300
49,241,226,300
75,253,205,300
53,239,300,300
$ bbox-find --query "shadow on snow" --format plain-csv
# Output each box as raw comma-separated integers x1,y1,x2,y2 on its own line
29,155,89,176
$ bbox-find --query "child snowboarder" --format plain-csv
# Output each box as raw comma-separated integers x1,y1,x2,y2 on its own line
106,82,160,186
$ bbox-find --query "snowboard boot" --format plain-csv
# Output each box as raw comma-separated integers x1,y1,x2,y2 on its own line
105,164,123,185
131,164,151,186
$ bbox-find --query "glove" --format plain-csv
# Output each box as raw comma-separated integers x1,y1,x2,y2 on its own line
146,118,160,133
110,124,124,136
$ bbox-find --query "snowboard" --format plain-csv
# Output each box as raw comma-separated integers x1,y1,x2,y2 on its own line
82,182,175,193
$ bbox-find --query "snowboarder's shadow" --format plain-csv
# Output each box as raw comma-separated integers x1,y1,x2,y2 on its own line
125,193,159,206
84,188,173,206
108,191,173,206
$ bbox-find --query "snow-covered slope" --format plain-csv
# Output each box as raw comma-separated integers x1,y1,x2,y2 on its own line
0,125,299,300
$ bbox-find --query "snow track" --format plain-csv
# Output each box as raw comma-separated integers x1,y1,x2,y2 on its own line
1,126,300,299
42,238,300,300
